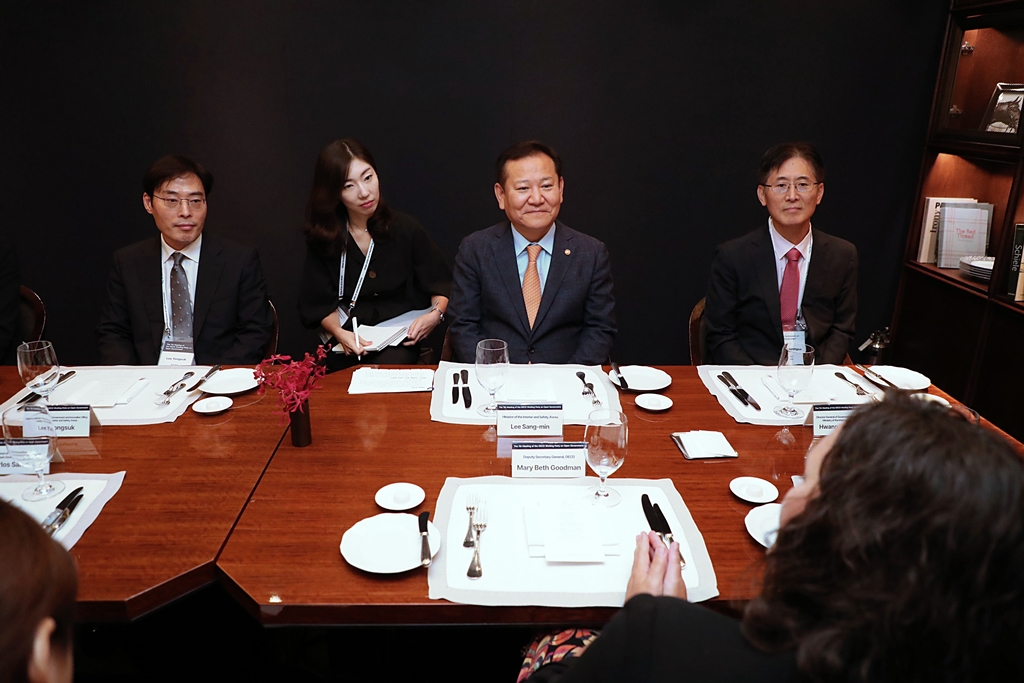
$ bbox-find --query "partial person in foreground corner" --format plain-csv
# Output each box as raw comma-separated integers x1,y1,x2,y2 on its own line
0,239,21,364
97,155,273,365
447,140,616,364
521,394,1024,682
704,142,857,365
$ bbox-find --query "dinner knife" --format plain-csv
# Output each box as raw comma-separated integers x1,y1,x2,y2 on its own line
419,510,432,568
452,372,460,405
641,494,659,532
46,493,83,537
187,365,223,392
717,374,749,407
41,487,83,529
461,369,472,409
18,370,76,405
722,372,761,411
652,502,687,569
610,361,629,390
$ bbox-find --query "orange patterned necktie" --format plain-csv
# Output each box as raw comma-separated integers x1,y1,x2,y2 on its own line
523,244,543,329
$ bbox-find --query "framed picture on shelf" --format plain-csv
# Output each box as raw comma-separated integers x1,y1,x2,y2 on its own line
980,83,1023,134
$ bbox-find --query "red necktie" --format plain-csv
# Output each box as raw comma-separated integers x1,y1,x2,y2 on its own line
779,247,801,329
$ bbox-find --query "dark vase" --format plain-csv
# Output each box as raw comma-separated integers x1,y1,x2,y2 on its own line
290,400,312,447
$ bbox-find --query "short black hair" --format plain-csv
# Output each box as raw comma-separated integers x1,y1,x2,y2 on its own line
495,140,562,186
757,142,824,185
143,155,214,197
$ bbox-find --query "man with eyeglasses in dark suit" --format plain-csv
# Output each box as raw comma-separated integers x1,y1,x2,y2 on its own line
704,142,857,366
97,155,273,365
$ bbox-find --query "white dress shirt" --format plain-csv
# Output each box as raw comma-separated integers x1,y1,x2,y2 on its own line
512,224,556,294
160,234,202,341
768,218,813,314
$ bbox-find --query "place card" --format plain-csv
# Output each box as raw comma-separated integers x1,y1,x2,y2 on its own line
812,403,858,435
511,441,587,479
49,405,92,437
496,403,563,437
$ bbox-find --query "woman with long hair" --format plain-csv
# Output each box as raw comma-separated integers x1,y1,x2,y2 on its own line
299,138,451,370
523,394,1024,682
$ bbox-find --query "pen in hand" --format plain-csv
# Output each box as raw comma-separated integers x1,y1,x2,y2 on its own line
353,317,363,358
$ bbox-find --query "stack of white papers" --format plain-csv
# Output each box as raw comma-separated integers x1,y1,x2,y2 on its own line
672,431,738,459
347,367,434,394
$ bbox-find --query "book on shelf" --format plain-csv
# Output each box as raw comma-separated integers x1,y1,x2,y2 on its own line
916,197,976,264
936,202,993,269
1009,224,1024,299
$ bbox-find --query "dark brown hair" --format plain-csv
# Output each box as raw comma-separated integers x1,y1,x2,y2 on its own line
142,155,214,197
742,394,1024,681
495,140,563,186
304,138,392,254
756,142,825,185
0,499,78,683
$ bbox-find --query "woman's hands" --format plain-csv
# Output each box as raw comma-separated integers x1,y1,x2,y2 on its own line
624,531,687,602
320,313,371,356
403,308,442,346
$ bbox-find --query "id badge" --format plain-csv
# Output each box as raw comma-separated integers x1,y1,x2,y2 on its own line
158,339,195,366
783,328,806,355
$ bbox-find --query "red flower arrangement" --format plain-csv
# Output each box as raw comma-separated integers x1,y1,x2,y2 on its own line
254,345,328,418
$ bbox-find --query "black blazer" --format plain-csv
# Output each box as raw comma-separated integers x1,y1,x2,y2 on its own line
96,234,273,365
704,227,857,365
448,221,617,365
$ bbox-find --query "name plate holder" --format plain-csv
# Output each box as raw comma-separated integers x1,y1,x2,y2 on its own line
49,404,94,437
812,403,858,436
495,403,563,437
511,442,588,479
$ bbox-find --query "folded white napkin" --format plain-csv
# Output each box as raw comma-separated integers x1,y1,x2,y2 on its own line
674,431,738,459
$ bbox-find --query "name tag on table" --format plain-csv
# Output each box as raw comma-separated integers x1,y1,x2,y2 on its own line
158,340,195,366
49,405,92,437
496,403,563,437
511,441,587,478
0,441,50,475
813,403,858,435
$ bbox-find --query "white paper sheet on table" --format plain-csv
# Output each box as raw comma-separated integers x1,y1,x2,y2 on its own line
428,476,718,606
347,368,435,393
430,362,621,425
0,472,125,549
0,366,210,425
698,364,876,426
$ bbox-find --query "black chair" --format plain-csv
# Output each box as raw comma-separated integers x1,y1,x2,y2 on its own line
263,300,280,359
688,297,707,366
19,285,45,343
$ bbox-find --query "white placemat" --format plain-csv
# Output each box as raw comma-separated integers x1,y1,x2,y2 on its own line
428,476,718,606
430,362,621,425
0,471,125,549
0,366,214,425
698,364,874,426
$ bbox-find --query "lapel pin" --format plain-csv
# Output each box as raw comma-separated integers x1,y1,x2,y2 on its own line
564,249,571,256
368,271,376,278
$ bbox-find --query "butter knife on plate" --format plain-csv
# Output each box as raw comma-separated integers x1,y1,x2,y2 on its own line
419,511,432,568
187,365,223,393
855,364,898,390
610,360,629,390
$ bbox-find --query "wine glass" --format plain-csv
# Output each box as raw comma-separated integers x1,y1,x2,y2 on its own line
17,341,60,405
774,343,815,418
584,409,628,506
2,405,65,501
475,339,509,417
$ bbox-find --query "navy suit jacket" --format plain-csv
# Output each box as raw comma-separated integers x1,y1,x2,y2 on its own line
448,221,616,365
704,227,857,365
97,234,273,365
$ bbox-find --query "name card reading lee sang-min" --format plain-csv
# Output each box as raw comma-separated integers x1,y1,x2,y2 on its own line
49,405,92,437
496,403,563,437
512,442,587,479
813,404,858,436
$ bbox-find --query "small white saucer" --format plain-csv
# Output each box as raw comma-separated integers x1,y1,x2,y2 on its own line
192,396,233,415
745,503,782,548
375,482,426,511
729,476,779,504
912,393,951,407
635,393,673,411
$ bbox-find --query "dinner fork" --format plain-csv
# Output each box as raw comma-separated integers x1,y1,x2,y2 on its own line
463,493,478,548
156,382,187,406
467,501,487,579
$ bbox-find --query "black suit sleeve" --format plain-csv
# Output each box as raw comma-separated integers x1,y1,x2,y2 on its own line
704,244,758,365
96,250,141,365
448,237,485,363
220,246,273,364
567,242,616,366
0,241,21,364
813,245,857,365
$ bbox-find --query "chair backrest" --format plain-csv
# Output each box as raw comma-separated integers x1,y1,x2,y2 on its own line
688,297,707,366
263,300,280,359
439,328,453,362
19,286,45,343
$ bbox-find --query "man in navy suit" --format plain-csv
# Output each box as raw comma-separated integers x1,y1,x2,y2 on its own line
97,155,273,365
704,142,857,365
448,141,616,365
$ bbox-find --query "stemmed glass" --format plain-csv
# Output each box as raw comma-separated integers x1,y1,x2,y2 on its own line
17,341,61,405
3,404,64,501
774,343,815,418
475,339,509,417
584,409,628,506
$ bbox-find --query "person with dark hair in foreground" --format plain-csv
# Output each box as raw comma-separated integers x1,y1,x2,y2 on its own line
298,138,451,371
97,155,274,365
522,394,1024,682
0,500,78,683
448,141,616,365
704,142,857,365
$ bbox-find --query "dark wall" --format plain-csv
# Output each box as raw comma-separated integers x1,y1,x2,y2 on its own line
1,0,947,365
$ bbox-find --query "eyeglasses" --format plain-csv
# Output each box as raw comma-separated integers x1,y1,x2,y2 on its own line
762,182,820,195
152,195,206,209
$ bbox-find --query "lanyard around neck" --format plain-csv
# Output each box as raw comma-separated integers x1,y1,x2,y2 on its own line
338,237,375,316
